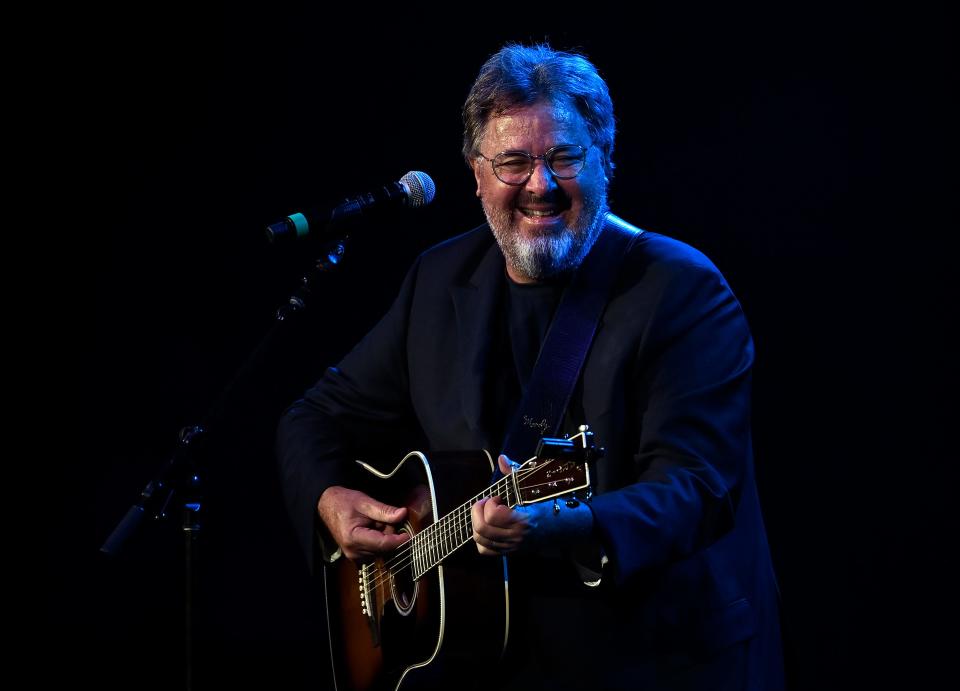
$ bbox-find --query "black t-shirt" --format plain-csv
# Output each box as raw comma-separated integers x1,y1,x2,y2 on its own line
485,271,569,452
506,275,568,389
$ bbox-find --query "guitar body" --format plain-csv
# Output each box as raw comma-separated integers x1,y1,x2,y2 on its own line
324,450,509,691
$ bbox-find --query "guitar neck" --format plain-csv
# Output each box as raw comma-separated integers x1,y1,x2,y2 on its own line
408,474,517,580
403,433,593,580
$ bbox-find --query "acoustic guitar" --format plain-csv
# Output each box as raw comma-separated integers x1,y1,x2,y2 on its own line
323,428,598,690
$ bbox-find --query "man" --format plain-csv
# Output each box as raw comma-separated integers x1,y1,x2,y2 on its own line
277,43,784,690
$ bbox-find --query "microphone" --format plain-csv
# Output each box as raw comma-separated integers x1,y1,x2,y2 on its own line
266,170,436,243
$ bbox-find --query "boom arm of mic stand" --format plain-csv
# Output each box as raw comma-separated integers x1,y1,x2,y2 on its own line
100,234,350,555
276,238,348,320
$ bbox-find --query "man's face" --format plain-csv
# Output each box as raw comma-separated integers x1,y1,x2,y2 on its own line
472,99,608,283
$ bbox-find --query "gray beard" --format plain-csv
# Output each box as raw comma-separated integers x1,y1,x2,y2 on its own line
482,193,609,281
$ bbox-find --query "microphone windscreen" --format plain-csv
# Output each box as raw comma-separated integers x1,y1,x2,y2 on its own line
401,171,436,208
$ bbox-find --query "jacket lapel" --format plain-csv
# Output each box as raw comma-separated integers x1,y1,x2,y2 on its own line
449,241,506,449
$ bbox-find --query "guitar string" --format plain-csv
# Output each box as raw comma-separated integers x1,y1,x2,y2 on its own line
380,472,513,571
364,470,583,592
362,466,545,592
362,472,521,591
364,467,581,593
366,448,582,581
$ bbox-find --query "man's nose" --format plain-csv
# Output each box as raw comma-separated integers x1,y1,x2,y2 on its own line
524,159,558,195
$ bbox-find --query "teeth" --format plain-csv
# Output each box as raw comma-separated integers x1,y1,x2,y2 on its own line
521,209,559,217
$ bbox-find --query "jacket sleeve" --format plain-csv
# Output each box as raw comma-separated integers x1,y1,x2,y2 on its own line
589,254,755,586
275,258,423,571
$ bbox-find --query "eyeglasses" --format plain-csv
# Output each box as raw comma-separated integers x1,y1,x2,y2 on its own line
477,144,592,186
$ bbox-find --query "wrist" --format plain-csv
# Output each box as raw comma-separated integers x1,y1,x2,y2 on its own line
524,496,595,556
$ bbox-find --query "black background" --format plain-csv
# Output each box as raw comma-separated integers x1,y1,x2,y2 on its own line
57,3,955,689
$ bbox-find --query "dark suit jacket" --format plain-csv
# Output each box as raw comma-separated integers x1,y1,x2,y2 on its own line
276,217,784,690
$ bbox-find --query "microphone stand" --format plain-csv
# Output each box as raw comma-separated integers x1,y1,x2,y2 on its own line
100,236,350,691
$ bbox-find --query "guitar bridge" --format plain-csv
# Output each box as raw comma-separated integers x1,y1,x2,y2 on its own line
358,563,381,647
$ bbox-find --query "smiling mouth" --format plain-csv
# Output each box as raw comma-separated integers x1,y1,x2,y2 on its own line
517,204,567,218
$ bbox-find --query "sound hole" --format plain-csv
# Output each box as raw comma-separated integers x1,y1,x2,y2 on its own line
391,523,418,616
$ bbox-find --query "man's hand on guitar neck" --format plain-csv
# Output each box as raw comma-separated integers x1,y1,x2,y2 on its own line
317,486,410,561
471,454,595,558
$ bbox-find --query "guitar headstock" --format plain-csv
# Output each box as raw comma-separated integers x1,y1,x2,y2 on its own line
513,426,601,506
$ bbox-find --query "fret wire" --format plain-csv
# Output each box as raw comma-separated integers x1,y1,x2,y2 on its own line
427,528,431,572
415,533,421,579
434,528,440,568
453,506,460,545
442,513,450,557
436,517,443,565
450,512,458,556
417,526,425,575
440,513,449,562
366,468,542,590
424,531,428,575
426,524,433,571
450,511,457,555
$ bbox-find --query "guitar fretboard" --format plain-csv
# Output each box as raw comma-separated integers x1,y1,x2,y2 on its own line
409,474,517,580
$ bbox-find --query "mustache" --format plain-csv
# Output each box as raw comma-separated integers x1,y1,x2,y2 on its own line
516,191,570,206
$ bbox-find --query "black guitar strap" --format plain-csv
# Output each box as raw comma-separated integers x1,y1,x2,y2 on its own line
499,213,643,465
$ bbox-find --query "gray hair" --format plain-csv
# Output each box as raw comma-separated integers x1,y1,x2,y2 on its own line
462,43,616,180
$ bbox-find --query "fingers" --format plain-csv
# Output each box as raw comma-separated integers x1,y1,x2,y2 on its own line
346,525,410,559
498,454,520,476
317,486,410,561
474,538,517,555
338,522,411,560
472,497,527,556
358,497,407,524
347,498,408,558
481,496,521,530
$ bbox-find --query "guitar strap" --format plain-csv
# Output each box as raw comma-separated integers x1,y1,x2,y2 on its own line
499,213,643,466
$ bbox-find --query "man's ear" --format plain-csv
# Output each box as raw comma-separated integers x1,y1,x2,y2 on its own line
472,158,483,198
